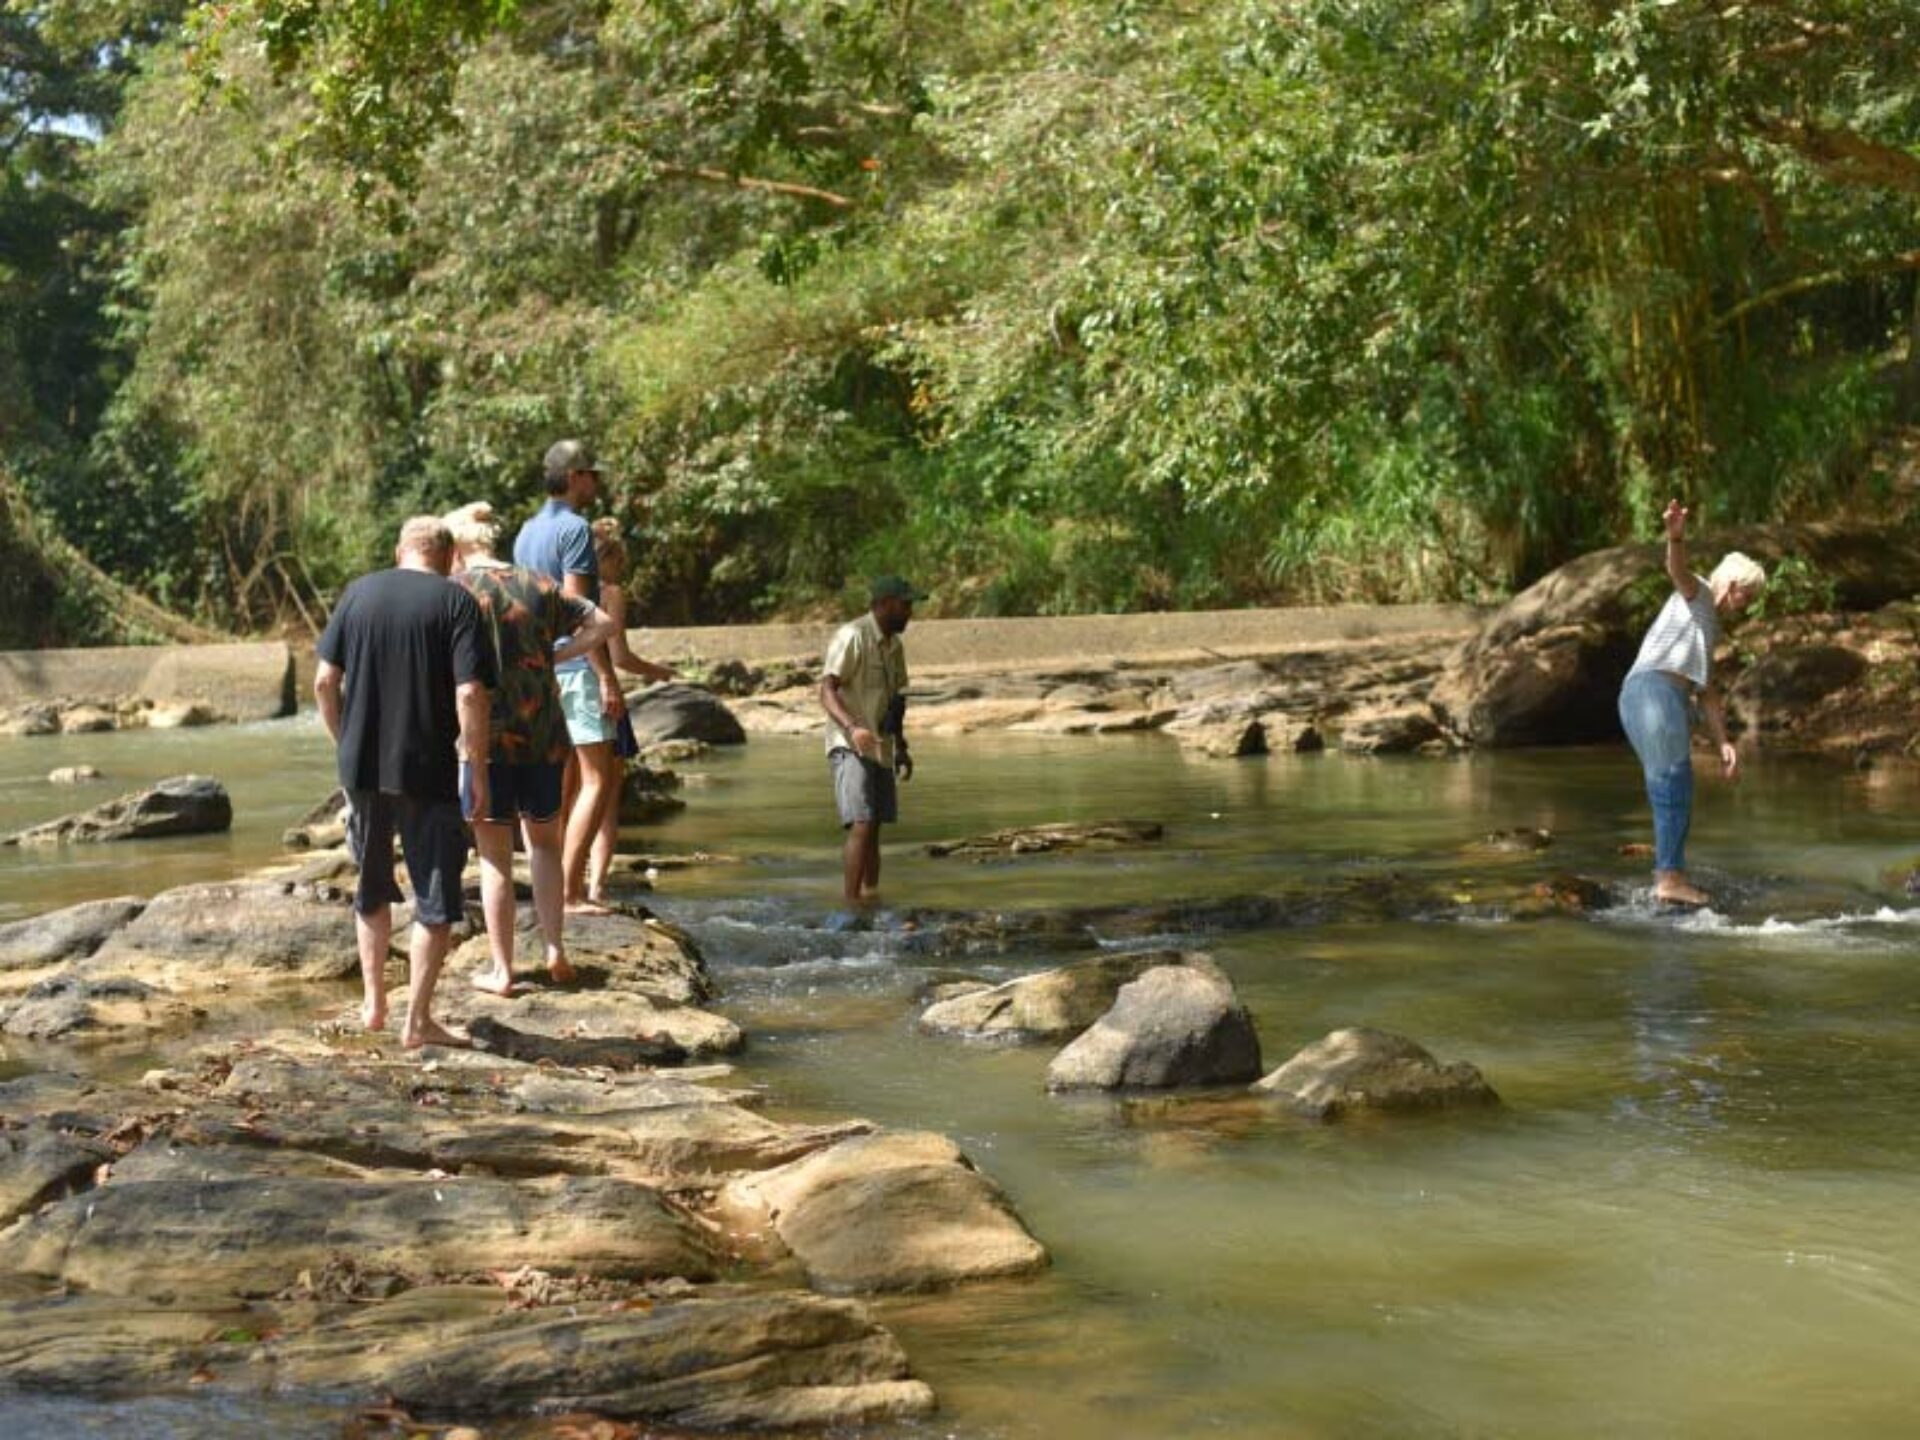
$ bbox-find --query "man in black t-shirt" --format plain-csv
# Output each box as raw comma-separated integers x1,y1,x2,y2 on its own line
315,516,495,1049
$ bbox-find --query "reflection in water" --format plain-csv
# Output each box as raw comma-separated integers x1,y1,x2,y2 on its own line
4,725,1920,1437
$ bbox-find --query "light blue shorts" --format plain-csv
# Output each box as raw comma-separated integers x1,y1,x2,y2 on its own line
558,666,616,747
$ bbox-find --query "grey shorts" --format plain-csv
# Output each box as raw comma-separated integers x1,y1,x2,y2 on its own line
830,747,897,827
344,790,469,927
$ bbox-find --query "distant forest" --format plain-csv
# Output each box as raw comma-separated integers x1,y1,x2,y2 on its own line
4,1,1917,635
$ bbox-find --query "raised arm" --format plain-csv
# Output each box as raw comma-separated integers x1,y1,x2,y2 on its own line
1663,499,1698,600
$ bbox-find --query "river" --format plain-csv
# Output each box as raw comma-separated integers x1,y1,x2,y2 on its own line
4,718,1920,1438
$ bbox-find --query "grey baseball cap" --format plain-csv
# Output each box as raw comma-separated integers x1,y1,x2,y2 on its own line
543,438,600,481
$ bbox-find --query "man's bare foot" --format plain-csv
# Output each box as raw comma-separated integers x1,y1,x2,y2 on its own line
565,898,614,917
544,953,578,985
1654,880,1710,908
403,1018,472,1051
470,966,517,997
361,999,387,1032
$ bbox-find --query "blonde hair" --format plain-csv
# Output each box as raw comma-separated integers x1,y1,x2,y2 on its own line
1709,551,1767,594
396,515,453,559
591,517,629,580
440,501,499,554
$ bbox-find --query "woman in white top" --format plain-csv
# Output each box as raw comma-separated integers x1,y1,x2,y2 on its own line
1616,500,1767,907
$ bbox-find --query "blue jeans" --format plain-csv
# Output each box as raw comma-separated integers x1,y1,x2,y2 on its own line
1617,671,1693,874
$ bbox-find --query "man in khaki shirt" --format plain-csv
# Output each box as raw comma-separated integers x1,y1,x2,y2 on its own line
819,577,919,903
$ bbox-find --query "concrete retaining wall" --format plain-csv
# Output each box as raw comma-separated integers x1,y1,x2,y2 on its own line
633,604,1484,675
0,642,295,721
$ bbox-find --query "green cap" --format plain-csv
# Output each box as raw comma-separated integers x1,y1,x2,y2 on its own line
870,575,925,603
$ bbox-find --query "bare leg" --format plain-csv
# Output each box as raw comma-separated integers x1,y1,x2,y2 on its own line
587,786,620,905
470,820,518,994
564,741,619,913
843,821,874,904
356,906,392,1031
523,813,574,983
401,920,468,1049
862,822,883,896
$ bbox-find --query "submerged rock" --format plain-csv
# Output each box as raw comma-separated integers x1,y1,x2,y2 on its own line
627,681,747,746
917,950,1186,1042
1045,958,1263,1091
5,774,231,846
0,973,189,1043
618,763,688,824
1252,1027,1500,1118
718,1130,1048,1293
925,819,1164,859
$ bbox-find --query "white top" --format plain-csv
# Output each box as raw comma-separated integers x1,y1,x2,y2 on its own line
1628,577,1719,689
822,612,908,766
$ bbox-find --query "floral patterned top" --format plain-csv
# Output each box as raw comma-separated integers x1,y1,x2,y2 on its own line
457,559,595,764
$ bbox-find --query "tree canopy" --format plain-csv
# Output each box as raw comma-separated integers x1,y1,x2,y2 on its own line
3,0,1916,631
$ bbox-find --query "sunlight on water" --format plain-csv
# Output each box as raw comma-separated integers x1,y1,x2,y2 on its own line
4,723,1920,1438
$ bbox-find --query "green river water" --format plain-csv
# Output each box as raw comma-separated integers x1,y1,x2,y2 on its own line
3,717,1920,1439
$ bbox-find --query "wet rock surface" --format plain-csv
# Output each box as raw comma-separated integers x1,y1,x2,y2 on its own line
1045,958,1264,1091
0,896,145,972
1252,1027,1501,1118
4,774,232,846
918,950,1187,1042
718,1130,1049,1293
926,819,1165,859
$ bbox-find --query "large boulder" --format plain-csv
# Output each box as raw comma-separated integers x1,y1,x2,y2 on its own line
626,681,747,746
1044,958,1263,1091
1252,1027,1500,1118
1727,644,1869,736
716,1131,1047,1293
918,951,1183,1042
1430,526,1920,747
4,774,231,846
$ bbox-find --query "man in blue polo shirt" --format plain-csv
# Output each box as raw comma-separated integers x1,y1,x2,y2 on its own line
514,438,625,914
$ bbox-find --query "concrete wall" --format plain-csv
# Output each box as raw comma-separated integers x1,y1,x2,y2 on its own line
632,604,1484,676
0,642,295,721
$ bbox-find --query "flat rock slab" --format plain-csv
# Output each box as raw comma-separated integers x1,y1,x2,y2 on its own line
0,1287,935,1429
0,1123,112,1224
0,897,144,972
918,950,1186,1042
0,972,196,1043
0,1172,718,1300
449,907,711,1005
1045,959,1263,1091
911,894,1290,957
719,1131,1048,1294
1252,1027,1500,1118
926,820,1164,860
5,775,232,845
441,986,743,1058
468,1014,690,1070
86,879,358,982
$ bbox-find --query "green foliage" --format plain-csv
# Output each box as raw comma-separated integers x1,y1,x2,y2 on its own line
1749,555,1840,622
5,0,1920,630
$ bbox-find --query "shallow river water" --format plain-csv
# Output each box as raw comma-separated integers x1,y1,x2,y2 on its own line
4,718,1920,1439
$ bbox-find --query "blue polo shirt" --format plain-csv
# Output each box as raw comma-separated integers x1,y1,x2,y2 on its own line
513,499,597,673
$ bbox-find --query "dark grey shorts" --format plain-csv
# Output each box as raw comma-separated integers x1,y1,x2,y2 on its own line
344,790,469,927
829,747,897,828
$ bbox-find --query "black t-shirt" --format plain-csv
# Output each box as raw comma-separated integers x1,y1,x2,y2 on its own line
316,568,494,801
